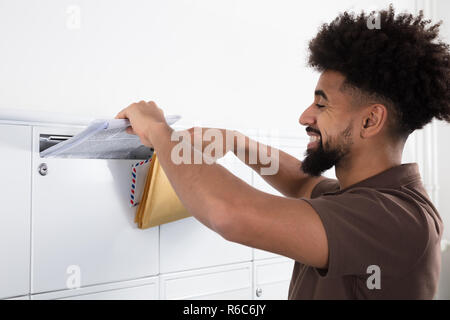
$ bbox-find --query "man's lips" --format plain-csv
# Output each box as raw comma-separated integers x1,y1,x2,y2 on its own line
306,128,321,149
307,137,321,150
306,127,321,135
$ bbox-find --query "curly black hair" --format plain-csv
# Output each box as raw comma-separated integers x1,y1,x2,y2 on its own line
308,4,450,136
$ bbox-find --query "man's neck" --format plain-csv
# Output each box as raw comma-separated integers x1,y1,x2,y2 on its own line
335,146,403,190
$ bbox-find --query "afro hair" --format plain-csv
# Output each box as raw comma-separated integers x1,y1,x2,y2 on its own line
308,5,450,135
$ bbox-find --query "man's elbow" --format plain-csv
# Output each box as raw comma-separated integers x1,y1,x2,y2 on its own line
209,200,240,242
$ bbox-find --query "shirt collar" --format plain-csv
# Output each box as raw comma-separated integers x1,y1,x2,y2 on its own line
326,163,422,194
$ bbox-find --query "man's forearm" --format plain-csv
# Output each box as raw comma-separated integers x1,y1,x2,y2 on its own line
232,131,318,198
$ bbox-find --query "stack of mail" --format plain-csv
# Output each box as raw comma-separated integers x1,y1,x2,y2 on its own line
40,115,181,159
135,154,191,229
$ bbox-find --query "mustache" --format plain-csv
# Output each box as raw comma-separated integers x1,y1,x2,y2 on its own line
306,127,321,136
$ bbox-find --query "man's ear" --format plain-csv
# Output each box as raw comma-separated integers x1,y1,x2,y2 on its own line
360,104,388,139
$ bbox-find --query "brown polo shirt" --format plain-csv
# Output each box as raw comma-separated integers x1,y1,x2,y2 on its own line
288,163,443,299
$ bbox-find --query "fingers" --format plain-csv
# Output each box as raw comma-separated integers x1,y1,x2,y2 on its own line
115,101,148,119
116,106,134,134
115,100,160,134
115,101,138,119
115,107,127,119
117,109,136,135
126,126,136,135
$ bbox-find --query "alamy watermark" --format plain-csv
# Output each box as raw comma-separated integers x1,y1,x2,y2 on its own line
66,5,81,30
366,5,382,30
170,128,280,176
66,264,81,289
366,265,381,290
367,12,381,30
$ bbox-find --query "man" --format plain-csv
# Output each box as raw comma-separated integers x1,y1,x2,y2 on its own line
116,6,449,299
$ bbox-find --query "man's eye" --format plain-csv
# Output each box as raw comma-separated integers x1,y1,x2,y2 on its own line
316,104,326,108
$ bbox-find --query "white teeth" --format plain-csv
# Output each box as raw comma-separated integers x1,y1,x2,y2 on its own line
310,135,321,143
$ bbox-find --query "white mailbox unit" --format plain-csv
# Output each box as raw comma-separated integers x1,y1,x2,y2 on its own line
31,126,160,294
0,111,294,300
0,124,31,299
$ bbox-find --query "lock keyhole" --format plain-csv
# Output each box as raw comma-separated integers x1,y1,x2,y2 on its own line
38,163,48,176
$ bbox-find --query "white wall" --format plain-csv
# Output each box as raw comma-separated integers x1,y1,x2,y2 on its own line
0,0,414,130
433,0,450,300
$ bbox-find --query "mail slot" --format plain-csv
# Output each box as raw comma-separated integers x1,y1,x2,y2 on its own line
38,133,154,160
39,134,73,153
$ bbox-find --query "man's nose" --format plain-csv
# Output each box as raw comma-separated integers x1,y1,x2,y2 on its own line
299,104,317,127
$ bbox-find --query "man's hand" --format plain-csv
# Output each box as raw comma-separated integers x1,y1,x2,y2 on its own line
115,100,167,147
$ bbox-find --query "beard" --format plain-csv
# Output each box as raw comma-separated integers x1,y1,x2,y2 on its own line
301,124,353,177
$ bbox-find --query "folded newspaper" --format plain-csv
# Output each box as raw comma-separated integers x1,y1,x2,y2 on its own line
40,115,181,159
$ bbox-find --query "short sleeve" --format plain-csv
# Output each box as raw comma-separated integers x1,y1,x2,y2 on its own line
303,187,430,278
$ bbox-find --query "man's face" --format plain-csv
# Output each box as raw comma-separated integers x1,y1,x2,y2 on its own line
299,71,358,176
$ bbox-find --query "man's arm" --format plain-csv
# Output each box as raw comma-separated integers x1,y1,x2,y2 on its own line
115,102,329,268
239,133,325,199
188,127,325,199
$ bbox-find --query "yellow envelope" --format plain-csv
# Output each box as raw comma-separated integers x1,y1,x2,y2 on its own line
135,154,191,229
